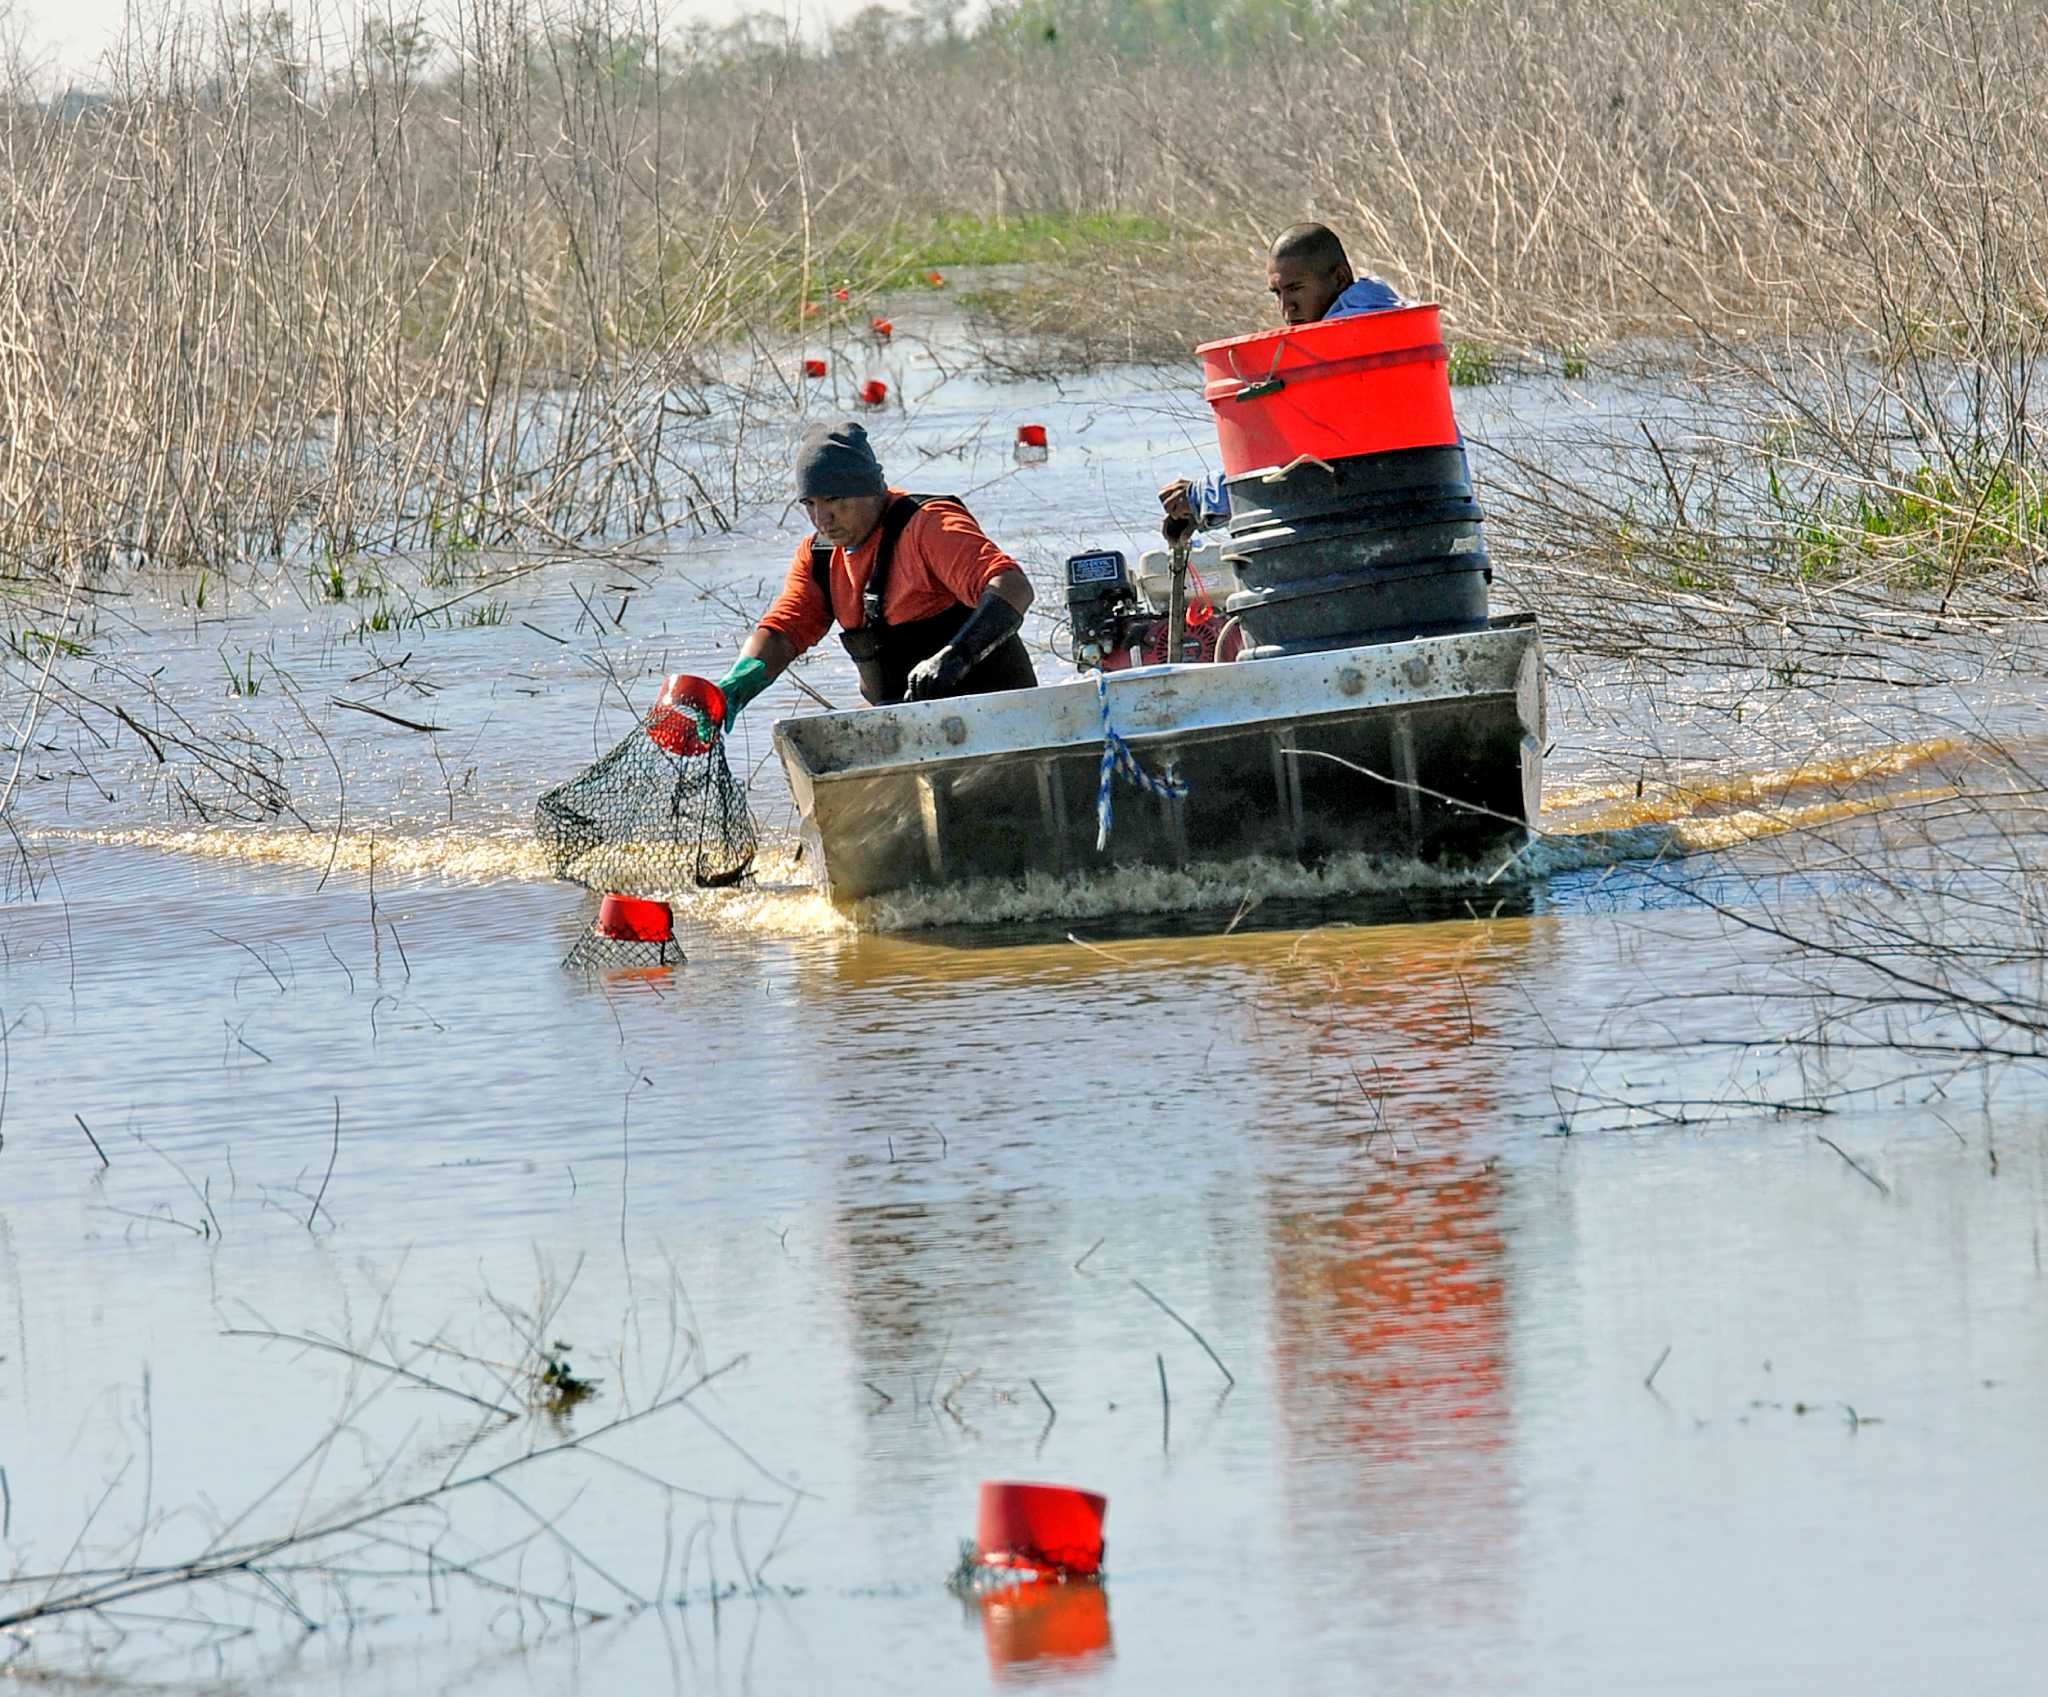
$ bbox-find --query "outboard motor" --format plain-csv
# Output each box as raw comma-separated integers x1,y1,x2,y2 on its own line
1063,549,1140,671
1063,548,1238,671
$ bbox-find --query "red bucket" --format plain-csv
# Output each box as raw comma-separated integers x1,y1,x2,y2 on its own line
802,356,828,378
594,893,674,944
859,378,888,408
976,1482,1107,1576
1198,302,1457,477
870,317,893,340
1016,423,1048,449
645,673,726,758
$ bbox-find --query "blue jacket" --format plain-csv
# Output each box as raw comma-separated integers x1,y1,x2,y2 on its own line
1185,276,1405,527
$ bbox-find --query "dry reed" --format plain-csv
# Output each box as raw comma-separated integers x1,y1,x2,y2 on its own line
0,0,2038,584
0,0,813,580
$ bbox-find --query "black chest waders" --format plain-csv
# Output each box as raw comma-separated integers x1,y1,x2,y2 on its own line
820,494,1038,706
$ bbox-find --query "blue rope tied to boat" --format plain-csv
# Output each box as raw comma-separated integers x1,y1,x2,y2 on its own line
1095,670,1188,851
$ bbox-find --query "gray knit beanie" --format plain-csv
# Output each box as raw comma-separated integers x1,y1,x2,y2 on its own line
793,419,887,499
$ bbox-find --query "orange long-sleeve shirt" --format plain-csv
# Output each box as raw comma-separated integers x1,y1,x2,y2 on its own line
755,492,1017,656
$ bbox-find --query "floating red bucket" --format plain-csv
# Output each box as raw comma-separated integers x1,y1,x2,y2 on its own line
976,1482,1107,1576
645,673,726,758
802,357,828,378
1016,423,1047,448
1198,302,1457,477
594,892,674,944
926,270,946,288
870,317,893,340
833,287,850,303
859,378,888,408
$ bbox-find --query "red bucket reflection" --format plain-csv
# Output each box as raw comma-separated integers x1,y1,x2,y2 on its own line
978,1580,1112,1680
1260,925,1522,1639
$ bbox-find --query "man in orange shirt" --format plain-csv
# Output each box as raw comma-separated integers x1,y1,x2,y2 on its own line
713,419,1037,722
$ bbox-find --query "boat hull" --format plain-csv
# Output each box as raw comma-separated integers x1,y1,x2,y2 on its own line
772,616,1544,906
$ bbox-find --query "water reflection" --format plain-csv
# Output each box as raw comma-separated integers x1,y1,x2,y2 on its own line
1256,918,1523,1637
975,1581,1113,1681
795,901,1542,1679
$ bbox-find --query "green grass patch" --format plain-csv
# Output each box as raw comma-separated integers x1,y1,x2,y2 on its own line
222,650,262,697
694,210,1176,331
351,599,405,639
1447,340,1499,387
312,554,387,603
1611,515,1728,591
11,628,90,661
1779,460,2048,588
890,210,1171,268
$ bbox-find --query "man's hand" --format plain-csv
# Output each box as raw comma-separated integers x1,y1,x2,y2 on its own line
905,645,972,701
713,655,771,728
1157,478,1197,545
904,587,1026,702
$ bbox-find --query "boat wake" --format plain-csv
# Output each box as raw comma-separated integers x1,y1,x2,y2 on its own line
36,734,1978,937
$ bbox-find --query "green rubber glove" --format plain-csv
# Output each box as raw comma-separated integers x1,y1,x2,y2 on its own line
715,656,771,729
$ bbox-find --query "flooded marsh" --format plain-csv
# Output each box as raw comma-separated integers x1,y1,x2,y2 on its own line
3,291,2048,1696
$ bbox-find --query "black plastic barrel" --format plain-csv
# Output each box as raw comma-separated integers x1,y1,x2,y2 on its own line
1220,443,1490,658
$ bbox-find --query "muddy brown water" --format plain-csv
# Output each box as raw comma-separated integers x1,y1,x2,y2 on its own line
3,328,2047,1693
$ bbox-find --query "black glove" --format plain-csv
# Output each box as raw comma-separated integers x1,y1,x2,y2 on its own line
905,589,1024,701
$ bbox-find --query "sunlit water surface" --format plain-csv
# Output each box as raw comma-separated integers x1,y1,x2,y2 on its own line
3,302,2047,1694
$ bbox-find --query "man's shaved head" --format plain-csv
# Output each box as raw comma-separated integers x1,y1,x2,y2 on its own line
1266,223,1355,324
1269,223,1351,274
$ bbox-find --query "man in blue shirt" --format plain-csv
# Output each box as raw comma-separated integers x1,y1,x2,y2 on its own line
1159,223,1403,541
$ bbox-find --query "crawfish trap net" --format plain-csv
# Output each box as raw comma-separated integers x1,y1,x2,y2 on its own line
535,675,758,895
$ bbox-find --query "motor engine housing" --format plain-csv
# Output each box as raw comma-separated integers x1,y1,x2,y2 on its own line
1064,548,1238,671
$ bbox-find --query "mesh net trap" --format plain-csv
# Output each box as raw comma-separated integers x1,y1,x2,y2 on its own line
535,674,758,898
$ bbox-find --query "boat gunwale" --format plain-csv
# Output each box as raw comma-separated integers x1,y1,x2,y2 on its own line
772,617,1542,784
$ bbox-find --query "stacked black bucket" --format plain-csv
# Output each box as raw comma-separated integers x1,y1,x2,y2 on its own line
1219,441,1491,660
